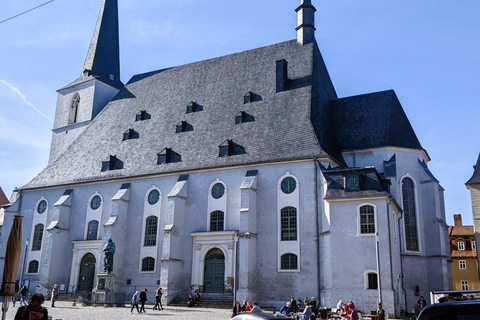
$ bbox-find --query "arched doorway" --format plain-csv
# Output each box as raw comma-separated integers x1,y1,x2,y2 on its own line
204,248,225,293
78,253,96,292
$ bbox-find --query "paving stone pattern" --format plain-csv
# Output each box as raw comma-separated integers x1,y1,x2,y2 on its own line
6,301,232,320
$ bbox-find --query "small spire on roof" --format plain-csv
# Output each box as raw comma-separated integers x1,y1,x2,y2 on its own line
296,0,317,45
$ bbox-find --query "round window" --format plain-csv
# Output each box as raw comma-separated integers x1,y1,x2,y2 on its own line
212,183,225,199
148,190,160,205
281,177,296,194
37,200,47,214
90,195,101,210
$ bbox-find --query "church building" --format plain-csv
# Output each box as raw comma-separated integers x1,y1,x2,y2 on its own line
1,0,451,316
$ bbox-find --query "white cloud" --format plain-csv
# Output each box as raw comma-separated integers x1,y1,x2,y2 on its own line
0,79,53,123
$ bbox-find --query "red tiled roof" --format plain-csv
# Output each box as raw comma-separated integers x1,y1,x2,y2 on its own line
0,187,9,206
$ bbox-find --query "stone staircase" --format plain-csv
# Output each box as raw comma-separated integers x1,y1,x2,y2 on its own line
169,292,233,309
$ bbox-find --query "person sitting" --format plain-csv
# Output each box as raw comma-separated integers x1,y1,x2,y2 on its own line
187,293,196,307
346,304,358,320
245,301,253,312
232,301,242,317
14,293,48,320
376,303,385,320
290,297,298,312
250,302,262,313
279,302,293,314
195,291,201,303
298,302,313,320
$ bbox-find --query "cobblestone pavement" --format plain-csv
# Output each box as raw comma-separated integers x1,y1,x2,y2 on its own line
6,301,232,320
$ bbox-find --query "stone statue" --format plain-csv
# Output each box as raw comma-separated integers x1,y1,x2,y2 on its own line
103,238,115,273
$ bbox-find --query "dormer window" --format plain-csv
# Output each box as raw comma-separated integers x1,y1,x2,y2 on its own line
83,69,91,77
101,155,124,172
123,129,139,141
157,148,182,165
175,121,193,133
235,111,255,124
345,174,360,191
186,101,203,113
109,73,115,81
243,91,262,103
136,110,151,121
219,139,246,157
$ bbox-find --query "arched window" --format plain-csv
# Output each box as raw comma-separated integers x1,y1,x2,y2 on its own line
281,253,298,270
360,205,375,234
86,220,99,240
28,260,39,273
142,257,155,271
281,207,297,241
32,224,44,251
210,211,224,231
69,93,80,124
402,178,419,251
144,216,158,246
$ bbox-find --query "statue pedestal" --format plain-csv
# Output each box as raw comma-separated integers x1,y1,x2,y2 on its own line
96,273,120,306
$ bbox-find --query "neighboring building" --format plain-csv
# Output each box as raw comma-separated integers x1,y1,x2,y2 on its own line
466,152,480,288
0,187,11,274
448,214,479,291
0,0,451,317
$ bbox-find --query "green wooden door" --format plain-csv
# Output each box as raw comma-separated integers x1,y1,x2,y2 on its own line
204,249,225,293
78,253,96,292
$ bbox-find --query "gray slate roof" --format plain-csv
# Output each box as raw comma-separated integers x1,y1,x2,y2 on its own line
466,152,480,185
331,90,424,152
24,40,335,189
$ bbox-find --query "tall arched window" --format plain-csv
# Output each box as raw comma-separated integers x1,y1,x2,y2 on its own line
360,205,375,234
210,211,224,231
402,178,419,251
144,216,158,246
86,220,99,240
32,224,44,251
142,257,155,271
28,260,39,273
281,207,297,241
69,93,80,124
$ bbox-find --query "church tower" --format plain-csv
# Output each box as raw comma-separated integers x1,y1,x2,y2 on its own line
49,0,123,163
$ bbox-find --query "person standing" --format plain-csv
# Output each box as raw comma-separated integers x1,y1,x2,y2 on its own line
131,291,140,314
20,285,29,306
51,284,59,307
139,288,148,313
418,296,427,311
153,287,164,310
14,293,48,320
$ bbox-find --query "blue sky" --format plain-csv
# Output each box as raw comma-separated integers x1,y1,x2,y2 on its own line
0,0,479,225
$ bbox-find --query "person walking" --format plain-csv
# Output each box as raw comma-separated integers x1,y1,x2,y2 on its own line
51,284,59,307
131,291,140,314
153,287,164,310
139,288,148,313
20,285,29,306
14,293,48,320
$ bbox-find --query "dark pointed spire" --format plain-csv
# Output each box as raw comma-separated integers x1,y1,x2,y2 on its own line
82,0,122,87
296,0,317,45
